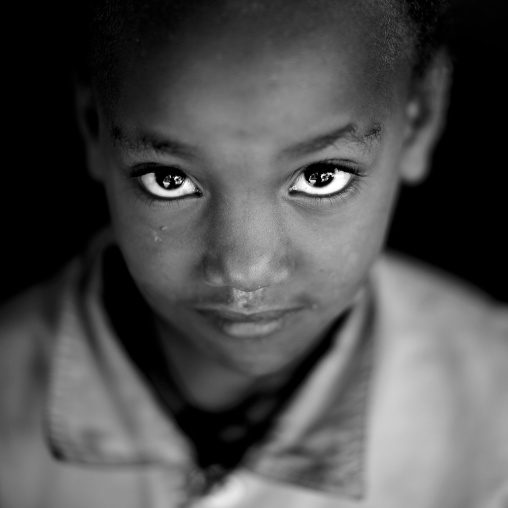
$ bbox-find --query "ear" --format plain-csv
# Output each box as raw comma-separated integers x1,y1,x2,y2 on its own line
74,76,107,182
399,51,452,184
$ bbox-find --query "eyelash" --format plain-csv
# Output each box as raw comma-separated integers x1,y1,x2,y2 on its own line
127,160,367,207
305,176,365,209
127,164,202,208
288,159,366,206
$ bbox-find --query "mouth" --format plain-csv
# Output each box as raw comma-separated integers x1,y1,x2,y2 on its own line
195,307,304,338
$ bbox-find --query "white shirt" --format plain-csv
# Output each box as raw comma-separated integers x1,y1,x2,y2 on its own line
0,235,507,508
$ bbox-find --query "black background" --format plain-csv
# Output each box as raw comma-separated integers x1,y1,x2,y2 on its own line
2,0,507,304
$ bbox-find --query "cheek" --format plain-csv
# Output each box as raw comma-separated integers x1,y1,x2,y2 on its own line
299,164,400,300
104,176,204,299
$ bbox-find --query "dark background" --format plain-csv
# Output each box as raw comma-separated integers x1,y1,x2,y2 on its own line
2,0,507,304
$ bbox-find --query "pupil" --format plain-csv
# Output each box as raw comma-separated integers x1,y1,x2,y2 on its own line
156,171,185,190
306,167,335,188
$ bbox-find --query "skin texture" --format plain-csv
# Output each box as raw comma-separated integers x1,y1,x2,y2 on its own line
78,0,449,409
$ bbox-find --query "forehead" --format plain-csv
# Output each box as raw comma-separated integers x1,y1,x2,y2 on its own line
110,0,408,94
122,0,378,45
107,0,408,157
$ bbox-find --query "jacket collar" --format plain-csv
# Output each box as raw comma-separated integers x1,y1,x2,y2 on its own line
46,235,375,500
247,288,374,499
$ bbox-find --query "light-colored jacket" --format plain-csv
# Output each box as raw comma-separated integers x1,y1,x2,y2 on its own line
1,243,507,508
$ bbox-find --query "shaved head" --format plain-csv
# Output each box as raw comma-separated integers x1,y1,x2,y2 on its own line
83,0,450,114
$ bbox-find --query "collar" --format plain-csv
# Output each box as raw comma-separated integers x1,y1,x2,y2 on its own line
45,234,375,500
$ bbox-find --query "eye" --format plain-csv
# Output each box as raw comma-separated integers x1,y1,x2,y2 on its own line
138,167,201,199
289,162,354,196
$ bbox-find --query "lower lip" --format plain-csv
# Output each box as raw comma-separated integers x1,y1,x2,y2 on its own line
198,312,298,338
219,318,286,338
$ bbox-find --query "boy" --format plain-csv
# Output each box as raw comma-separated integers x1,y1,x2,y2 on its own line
0,0,507,507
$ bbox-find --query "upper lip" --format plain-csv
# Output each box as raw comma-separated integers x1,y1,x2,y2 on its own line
195,307,302,322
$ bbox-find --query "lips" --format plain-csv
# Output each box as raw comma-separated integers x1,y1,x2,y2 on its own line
197,308,300,321
195,307,303,338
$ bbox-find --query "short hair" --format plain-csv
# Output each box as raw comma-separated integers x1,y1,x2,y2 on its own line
77,0,455,112
404,0,454,74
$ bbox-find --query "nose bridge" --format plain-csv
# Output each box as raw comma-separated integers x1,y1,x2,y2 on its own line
202,196,292,291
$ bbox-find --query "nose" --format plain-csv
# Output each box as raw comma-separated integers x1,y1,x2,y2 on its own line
202,199,293,292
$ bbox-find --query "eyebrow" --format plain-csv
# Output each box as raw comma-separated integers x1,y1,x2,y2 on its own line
281,122,383,158
111,124,197,159
110,121,383,159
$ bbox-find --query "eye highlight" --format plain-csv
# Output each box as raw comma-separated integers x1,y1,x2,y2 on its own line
289,162,359,197
130,166,202,200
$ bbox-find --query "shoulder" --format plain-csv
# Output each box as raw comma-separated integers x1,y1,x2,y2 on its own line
372,250,508,390
371,253,508,487
0,261,82,434
0,260,92,507
0,277,65,504
373,252,508,344
372,252,508,388
0,233,110,395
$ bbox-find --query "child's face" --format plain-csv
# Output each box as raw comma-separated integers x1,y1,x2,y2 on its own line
82,3,440,376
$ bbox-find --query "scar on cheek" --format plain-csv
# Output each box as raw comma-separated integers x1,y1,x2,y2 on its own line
230,288,266,309
153,226,170,242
